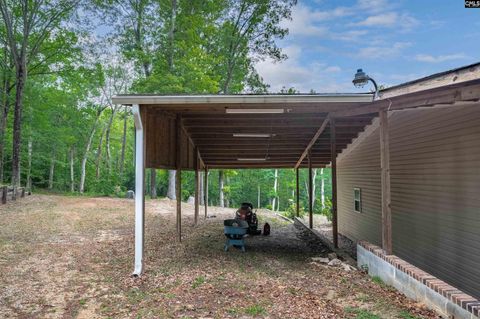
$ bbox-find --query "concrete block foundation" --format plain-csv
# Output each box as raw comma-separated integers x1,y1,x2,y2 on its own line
357,242,479,319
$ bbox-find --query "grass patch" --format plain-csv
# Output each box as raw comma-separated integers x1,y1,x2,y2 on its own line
227,307,239,315
345,307,380,319
287,287,298,295
191,276,205,289
371,276,384,286
126,288,147,303
244,304,267,316
355,293,370,302
399,311,423,319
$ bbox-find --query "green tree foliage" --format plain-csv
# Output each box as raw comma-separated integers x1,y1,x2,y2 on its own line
0,0,338,214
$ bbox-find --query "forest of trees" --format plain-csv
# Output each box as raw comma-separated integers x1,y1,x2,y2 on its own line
0,0,332,213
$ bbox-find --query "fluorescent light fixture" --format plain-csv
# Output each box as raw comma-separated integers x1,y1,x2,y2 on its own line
237,158,267,161
233,133,275,138
226,108,284,114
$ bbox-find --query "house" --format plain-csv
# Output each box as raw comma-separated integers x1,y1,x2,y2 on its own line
337,63,480,318
112,62,480,319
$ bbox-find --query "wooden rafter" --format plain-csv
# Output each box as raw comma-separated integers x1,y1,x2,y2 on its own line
294,115,331,169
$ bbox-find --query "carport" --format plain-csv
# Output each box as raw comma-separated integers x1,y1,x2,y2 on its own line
111,79,480,276
110,93,374,275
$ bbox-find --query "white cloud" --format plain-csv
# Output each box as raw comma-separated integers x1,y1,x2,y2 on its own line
398,13,420,31
414,53,468,63
357,0,390,13
324,66,341,73
356,42,411,59
353,12,418,31
282,4,352,36
334,30,369,42
355,12,397,27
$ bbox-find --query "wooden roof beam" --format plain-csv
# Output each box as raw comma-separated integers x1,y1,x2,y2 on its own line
187,127,364,135
294,115,331,169
192,137,354,144
208,164,329,169
183,121,370,128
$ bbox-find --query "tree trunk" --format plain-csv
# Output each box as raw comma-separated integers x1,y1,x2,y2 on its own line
312,168,317,210
320,168,325,209
150,169,157,198
80,113,101,193
95,124,107,179
0,101,8,184
225,174,230,207
11,61,26,187
105,106,117,170
167,170,176,199
0,53,11,184
167,0,178,70
257,184,260,208
26,138,32,190
70,147,75,192
48,154,55,189
272,169,278,211
219,170,224,208
119,106,128,175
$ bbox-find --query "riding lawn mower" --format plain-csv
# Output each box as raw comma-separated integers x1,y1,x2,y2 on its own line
235,202,262,235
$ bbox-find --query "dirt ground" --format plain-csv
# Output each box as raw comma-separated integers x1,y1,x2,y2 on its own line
0,195,439,319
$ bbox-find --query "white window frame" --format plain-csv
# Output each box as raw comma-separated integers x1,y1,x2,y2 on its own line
354,187,362,213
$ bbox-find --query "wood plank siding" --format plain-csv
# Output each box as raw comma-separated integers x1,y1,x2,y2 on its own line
337,104,480,299
143,107,196,170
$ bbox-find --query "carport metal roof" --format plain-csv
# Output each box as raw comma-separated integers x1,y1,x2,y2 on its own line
112,78,480,170
112,93,376,169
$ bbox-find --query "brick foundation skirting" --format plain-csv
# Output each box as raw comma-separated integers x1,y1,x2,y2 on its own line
358,241,480,318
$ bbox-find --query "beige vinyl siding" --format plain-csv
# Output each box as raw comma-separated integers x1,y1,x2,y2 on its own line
337,104,480,299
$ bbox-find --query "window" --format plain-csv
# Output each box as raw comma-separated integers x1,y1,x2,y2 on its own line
354,188,362,213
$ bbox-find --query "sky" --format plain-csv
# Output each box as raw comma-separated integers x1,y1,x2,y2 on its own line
255,0,480,93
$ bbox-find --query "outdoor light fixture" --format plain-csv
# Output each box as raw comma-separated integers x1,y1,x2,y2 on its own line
233,133,275,138
237,158,267,161
226,108,285,114
352,68,379,100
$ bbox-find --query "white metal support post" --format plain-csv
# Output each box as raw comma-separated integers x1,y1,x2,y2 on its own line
132,104,145,276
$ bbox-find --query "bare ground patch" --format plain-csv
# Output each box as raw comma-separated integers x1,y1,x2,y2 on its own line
0,195,438,318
